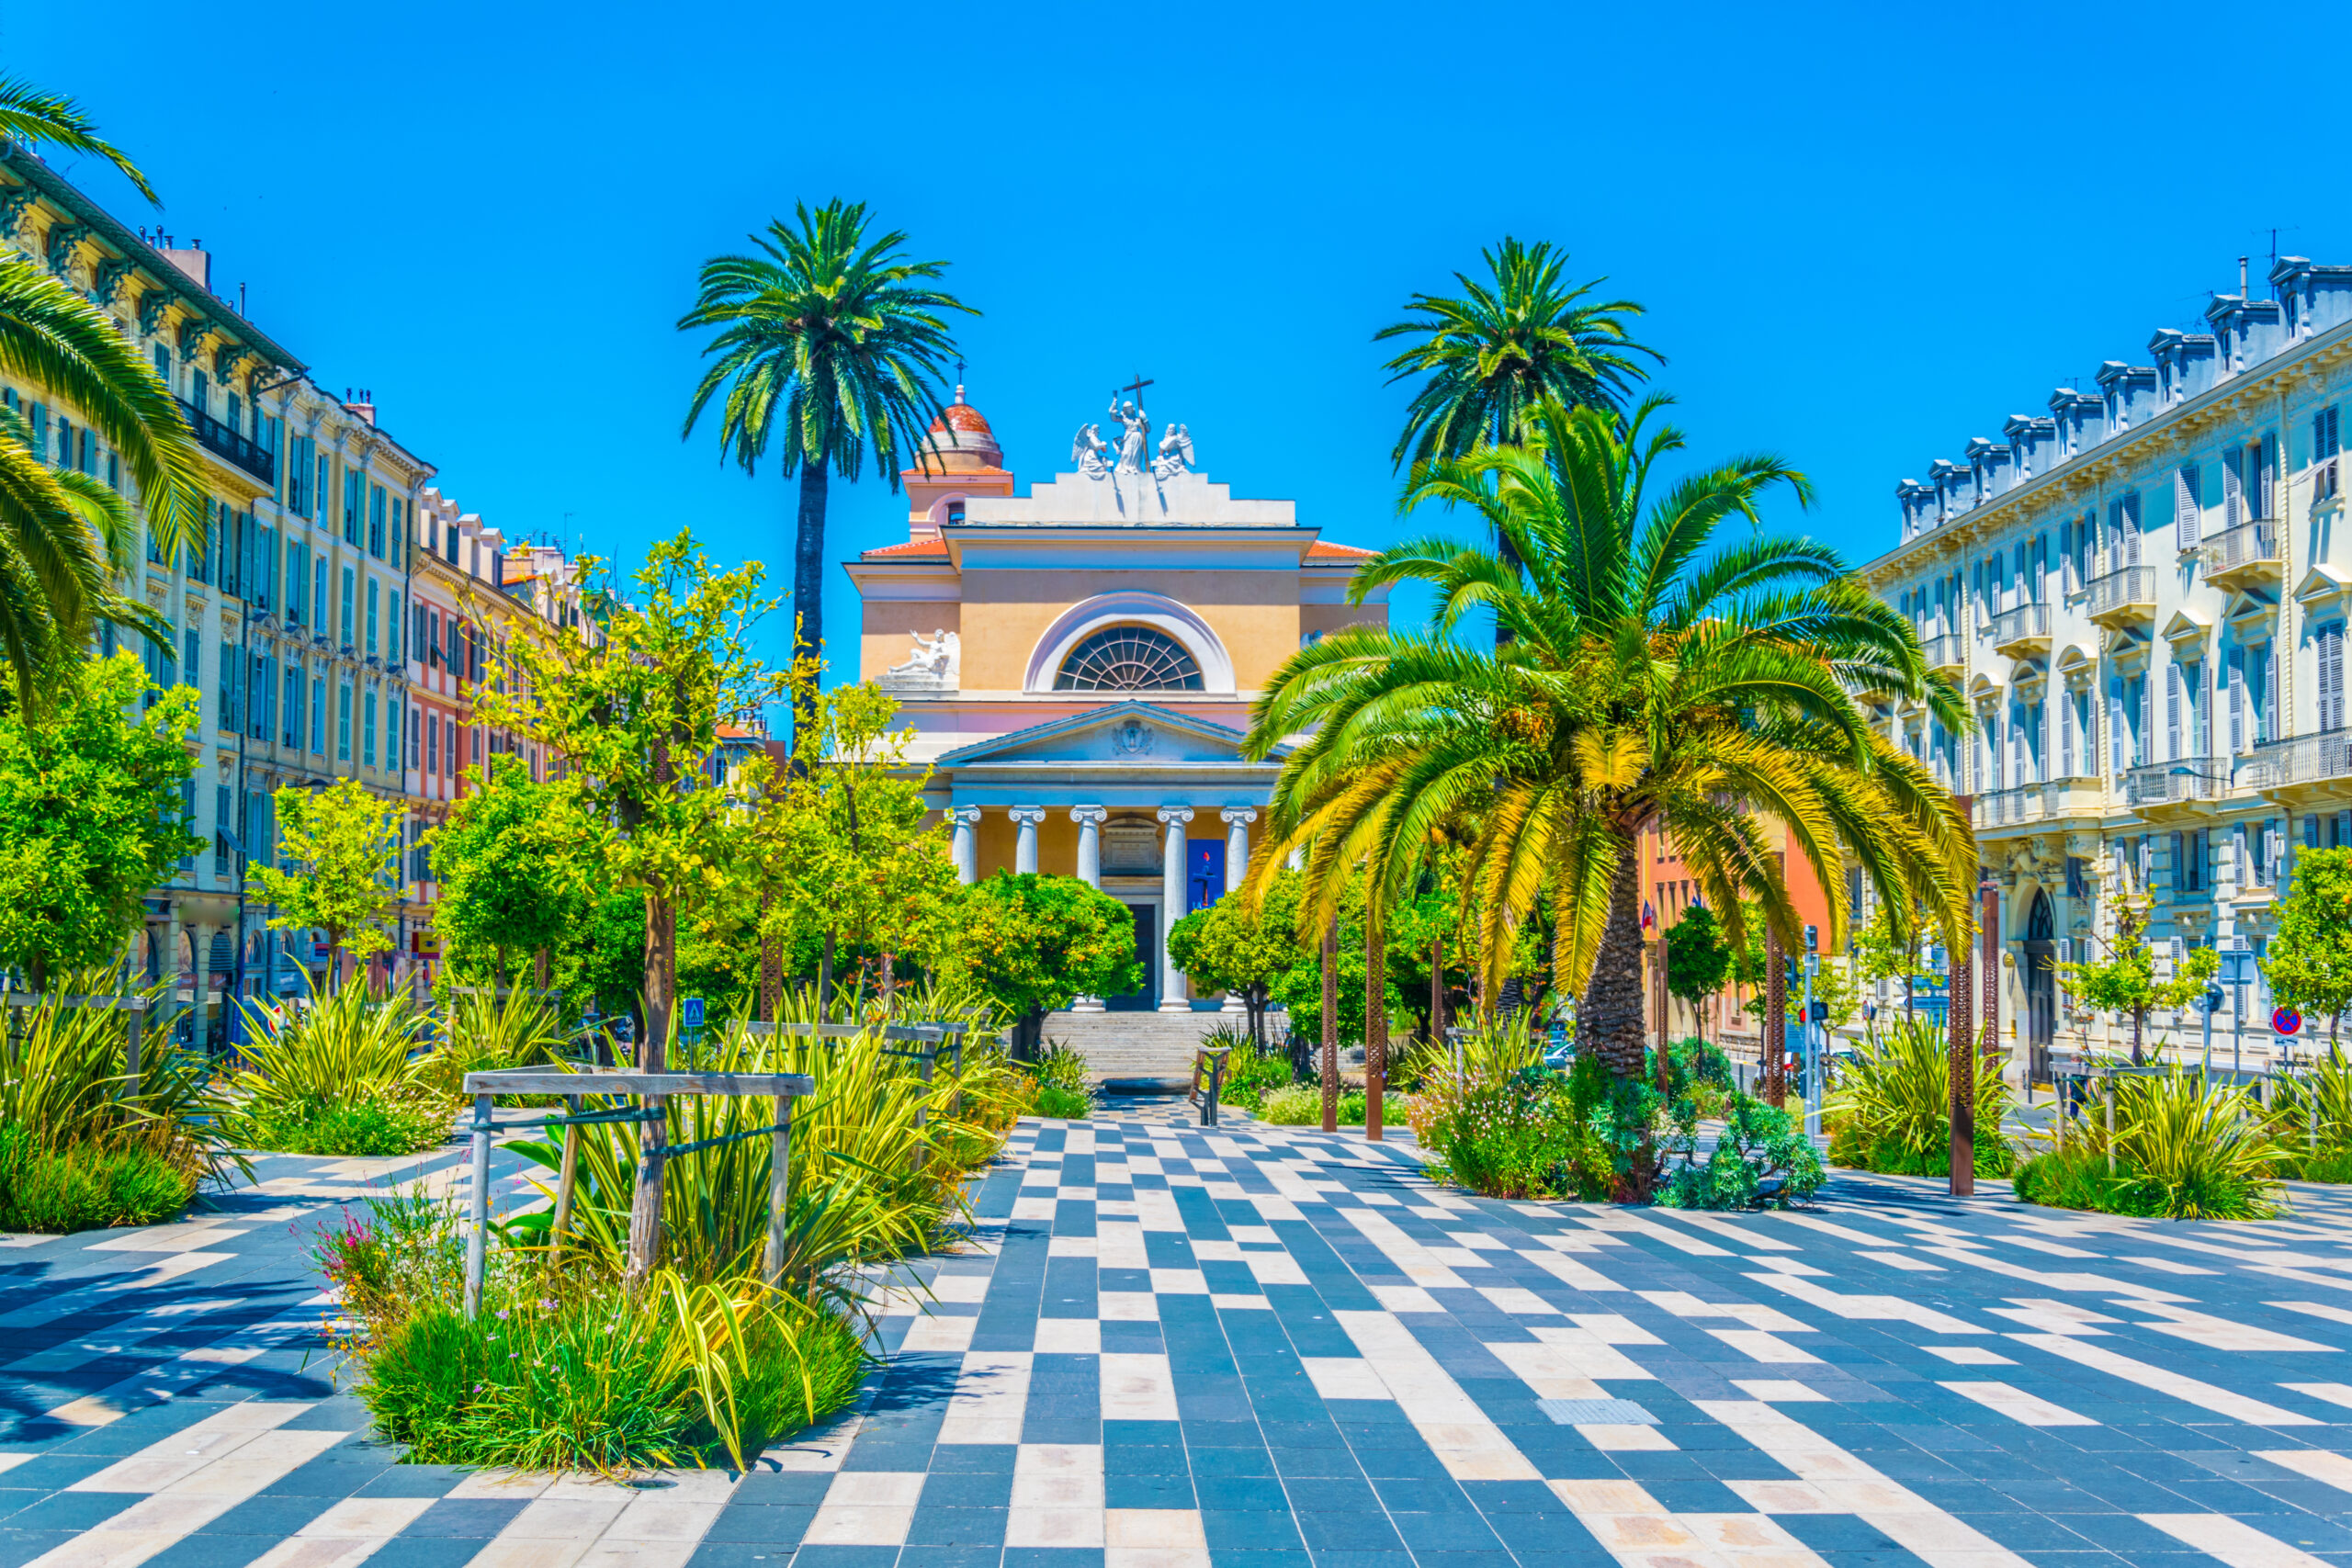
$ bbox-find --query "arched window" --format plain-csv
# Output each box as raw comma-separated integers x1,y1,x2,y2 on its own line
1055,626,1204,692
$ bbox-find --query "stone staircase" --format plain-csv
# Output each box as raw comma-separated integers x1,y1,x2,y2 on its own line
1041,1008,1236,1089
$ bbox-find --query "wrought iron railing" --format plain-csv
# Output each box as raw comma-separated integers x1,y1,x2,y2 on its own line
1989,603,2049,645
2121,759,2227,808
1921,632,1963,670
2086,566,2154,616
2207,519,2278,574
2239,730,2352,791
177,398,275,484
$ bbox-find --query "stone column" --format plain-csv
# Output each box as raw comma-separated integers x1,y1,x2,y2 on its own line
1157,806,1194,1011
1220,807,1256,897
1010,807,1046,875
1219,807,1257,1013
1071,807,1106,887
949,807,982,885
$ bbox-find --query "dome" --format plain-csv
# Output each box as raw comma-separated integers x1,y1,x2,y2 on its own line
923,384,1001,470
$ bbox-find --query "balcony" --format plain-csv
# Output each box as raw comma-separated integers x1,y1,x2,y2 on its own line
1989,602,2051,659
2121,758,2227,815
2086,566,2155,627
2241,730,2352,804
2203,519,2280,592
1921,632,1964,678
1971,773,2103,830
178,398,275,486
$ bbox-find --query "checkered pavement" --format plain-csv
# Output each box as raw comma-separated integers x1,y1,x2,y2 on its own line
6,1107,2352,1568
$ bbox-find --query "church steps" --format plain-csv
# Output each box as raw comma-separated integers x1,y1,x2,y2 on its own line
1043,1008,1235,1089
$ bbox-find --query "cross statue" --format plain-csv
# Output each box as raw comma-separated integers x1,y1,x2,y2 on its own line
1117,373,1153,403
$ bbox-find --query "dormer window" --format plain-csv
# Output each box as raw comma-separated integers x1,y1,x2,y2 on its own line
946,502,966,525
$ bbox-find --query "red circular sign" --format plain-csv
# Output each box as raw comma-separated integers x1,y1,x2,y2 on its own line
2274,1006,2303,1036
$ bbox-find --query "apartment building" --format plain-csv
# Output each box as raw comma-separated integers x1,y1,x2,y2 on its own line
1858,256,2352,1078
401,491,592,986
0,141,436,1040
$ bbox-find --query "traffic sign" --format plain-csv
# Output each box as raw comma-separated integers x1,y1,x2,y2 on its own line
2220,950,2257,986
683,997,706,1030
2274,1005,2303,1036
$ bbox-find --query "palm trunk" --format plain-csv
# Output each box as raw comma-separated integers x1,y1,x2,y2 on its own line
1365,917,1386,1142
791,463,829,753
1578,830,1648,1079
1320,915,1340,1133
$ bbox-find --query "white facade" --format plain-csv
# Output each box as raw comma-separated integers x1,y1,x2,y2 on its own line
1860,257,2352,1072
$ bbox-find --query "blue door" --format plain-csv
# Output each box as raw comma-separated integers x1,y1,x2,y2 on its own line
1187,839,1226,913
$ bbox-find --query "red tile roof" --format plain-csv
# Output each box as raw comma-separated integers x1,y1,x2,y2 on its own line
862,538,950,558
1306,540,1375,559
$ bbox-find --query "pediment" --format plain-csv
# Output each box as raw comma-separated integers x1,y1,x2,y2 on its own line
2296,566,2352,607
937,702,1278,767
2160,608,2211,648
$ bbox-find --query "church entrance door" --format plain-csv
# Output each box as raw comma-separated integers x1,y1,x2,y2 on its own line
2024,889,2056,1086
1107,904,1158,1011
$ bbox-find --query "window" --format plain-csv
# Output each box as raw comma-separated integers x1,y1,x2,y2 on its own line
337,682,352,761
2174,464,2201,549
314,559,328,632
288,435,315,516
390,499,403,567
428,609,441,667
2319,406,2342,502
344,468,363,546
214,784,232,876
286,542,307,627
364,691,378,767
2323,622,2346,734
408,706,419,773
1053,626,1204,692
153,344,170,383
368,485,385,558
218,642,239,732
311,676,326,754
366,579,379,656
340,567,355,648
388,592,401,664
427,711,439,775
283,667,303,749
190,370,208,417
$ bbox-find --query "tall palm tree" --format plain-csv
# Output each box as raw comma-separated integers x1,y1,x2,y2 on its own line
1248,396,1973,1082
678,201,975,744
1375,238,1660,472
0,78,204,697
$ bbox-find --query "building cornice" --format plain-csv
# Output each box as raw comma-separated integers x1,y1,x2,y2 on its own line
1860,318,2352,588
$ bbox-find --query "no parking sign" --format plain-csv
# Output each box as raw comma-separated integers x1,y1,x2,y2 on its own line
2274,1005,2302,1036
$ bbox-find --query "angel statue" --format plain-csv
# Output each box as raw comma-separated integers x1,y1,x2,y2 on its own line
1152,423,1195,481
1071,423,1113,479
887,628,958,679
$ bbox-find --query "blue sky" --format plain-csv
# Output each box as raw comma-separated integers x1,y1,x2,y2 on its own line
10,1,2346,677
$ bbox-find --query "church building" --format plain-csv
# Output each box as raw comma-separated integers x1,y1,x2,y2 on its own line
848,385,1389,1027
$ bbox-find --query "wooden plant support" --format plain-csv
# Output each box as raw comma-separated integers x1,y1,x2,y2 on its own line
458,1068,815,1319
4,993,151,1090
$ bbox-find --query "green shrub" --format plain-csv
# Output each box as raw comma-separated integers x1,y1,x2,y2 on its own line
1403,1062,1612,1199
231,981,441,1151
245,1096,450,1157
1032,1084,1091,1120
356,1278,865,1473
1032,1040,1090,1094
2285,1147,2352,1183
2018,1068,2286,1219
1259,1084,1320,1124
0,1123,195,1232
1657,1097,1823,1211
1825,1018,2014,1177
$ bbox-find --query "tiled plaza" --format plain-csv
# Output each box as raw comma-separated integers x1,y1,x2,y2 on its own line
6,1103,2352,1568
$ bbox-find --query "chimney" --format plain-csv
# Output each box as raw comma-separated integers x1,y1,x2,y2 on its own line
161,243,210,290
345,388,376,426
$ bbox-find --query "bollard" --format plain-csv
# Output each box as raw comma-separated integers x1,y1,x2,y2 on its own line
463,1093,492,1319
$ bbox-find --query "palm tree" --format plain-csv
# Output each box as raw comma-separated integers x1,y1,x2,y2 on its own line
678,201,975,744
1248,396,1973,1082
1375,238,1660,472
0,80,204,697
0,74,159,203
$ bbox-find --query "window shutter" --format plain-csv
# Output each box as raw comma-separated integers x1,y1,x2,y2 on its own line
2324,625,2346,733
2176,466,2200,548
2264,641,2279,742
2261,434,2278,517
2109,679,2124,774
2171,831,2185,891
2125,491,2143,564
2063,686,2076,776
2229,646,2245,753
2223,451,2244,527
2165,662,2182,761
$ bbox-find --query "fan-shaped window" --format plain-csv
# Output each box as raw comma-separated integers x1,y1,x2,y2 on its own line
1054,626,1204,692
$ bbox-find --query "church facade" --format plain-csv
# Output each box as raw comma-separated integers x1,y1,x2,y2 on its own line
847,387,1389,1014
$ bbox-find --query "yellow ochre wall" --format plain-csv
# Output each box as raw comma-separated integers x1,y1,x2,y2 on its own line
960,570,1298,690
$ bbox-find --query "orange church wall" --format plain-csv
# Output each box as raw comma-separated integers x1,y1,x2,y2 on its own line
1300,603,1388,642
859,602,961,684
958,570,1301,691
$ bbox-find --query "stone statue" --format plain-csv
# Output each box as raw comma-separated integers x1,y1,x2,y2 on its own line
1071,423,1112,479
887,628,958,680
1108,396,1150,475
1152,423,1195,480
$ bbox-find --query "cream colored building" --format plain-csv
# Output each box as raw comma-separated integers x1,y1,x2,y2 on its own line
1859,257,2352,1077
848,385,1387,1033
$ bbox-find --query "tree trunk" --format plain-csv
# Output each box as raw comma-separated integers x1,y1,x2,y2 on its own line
818,931,836,1023
534,948,548,990
1320,915,1340,1133
1577,830,1648,1080
2132,1005,2146,1067
881,952,897,1014
627,888,675,1283
1365,918,1386,1142
1765,928,1786,1108
790,463,830,753
758,888,781,1023
1654,927,1672,1098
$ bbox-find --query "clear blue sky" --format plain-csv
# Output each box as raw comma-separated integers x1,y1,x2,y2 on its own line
10,1,2346,677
